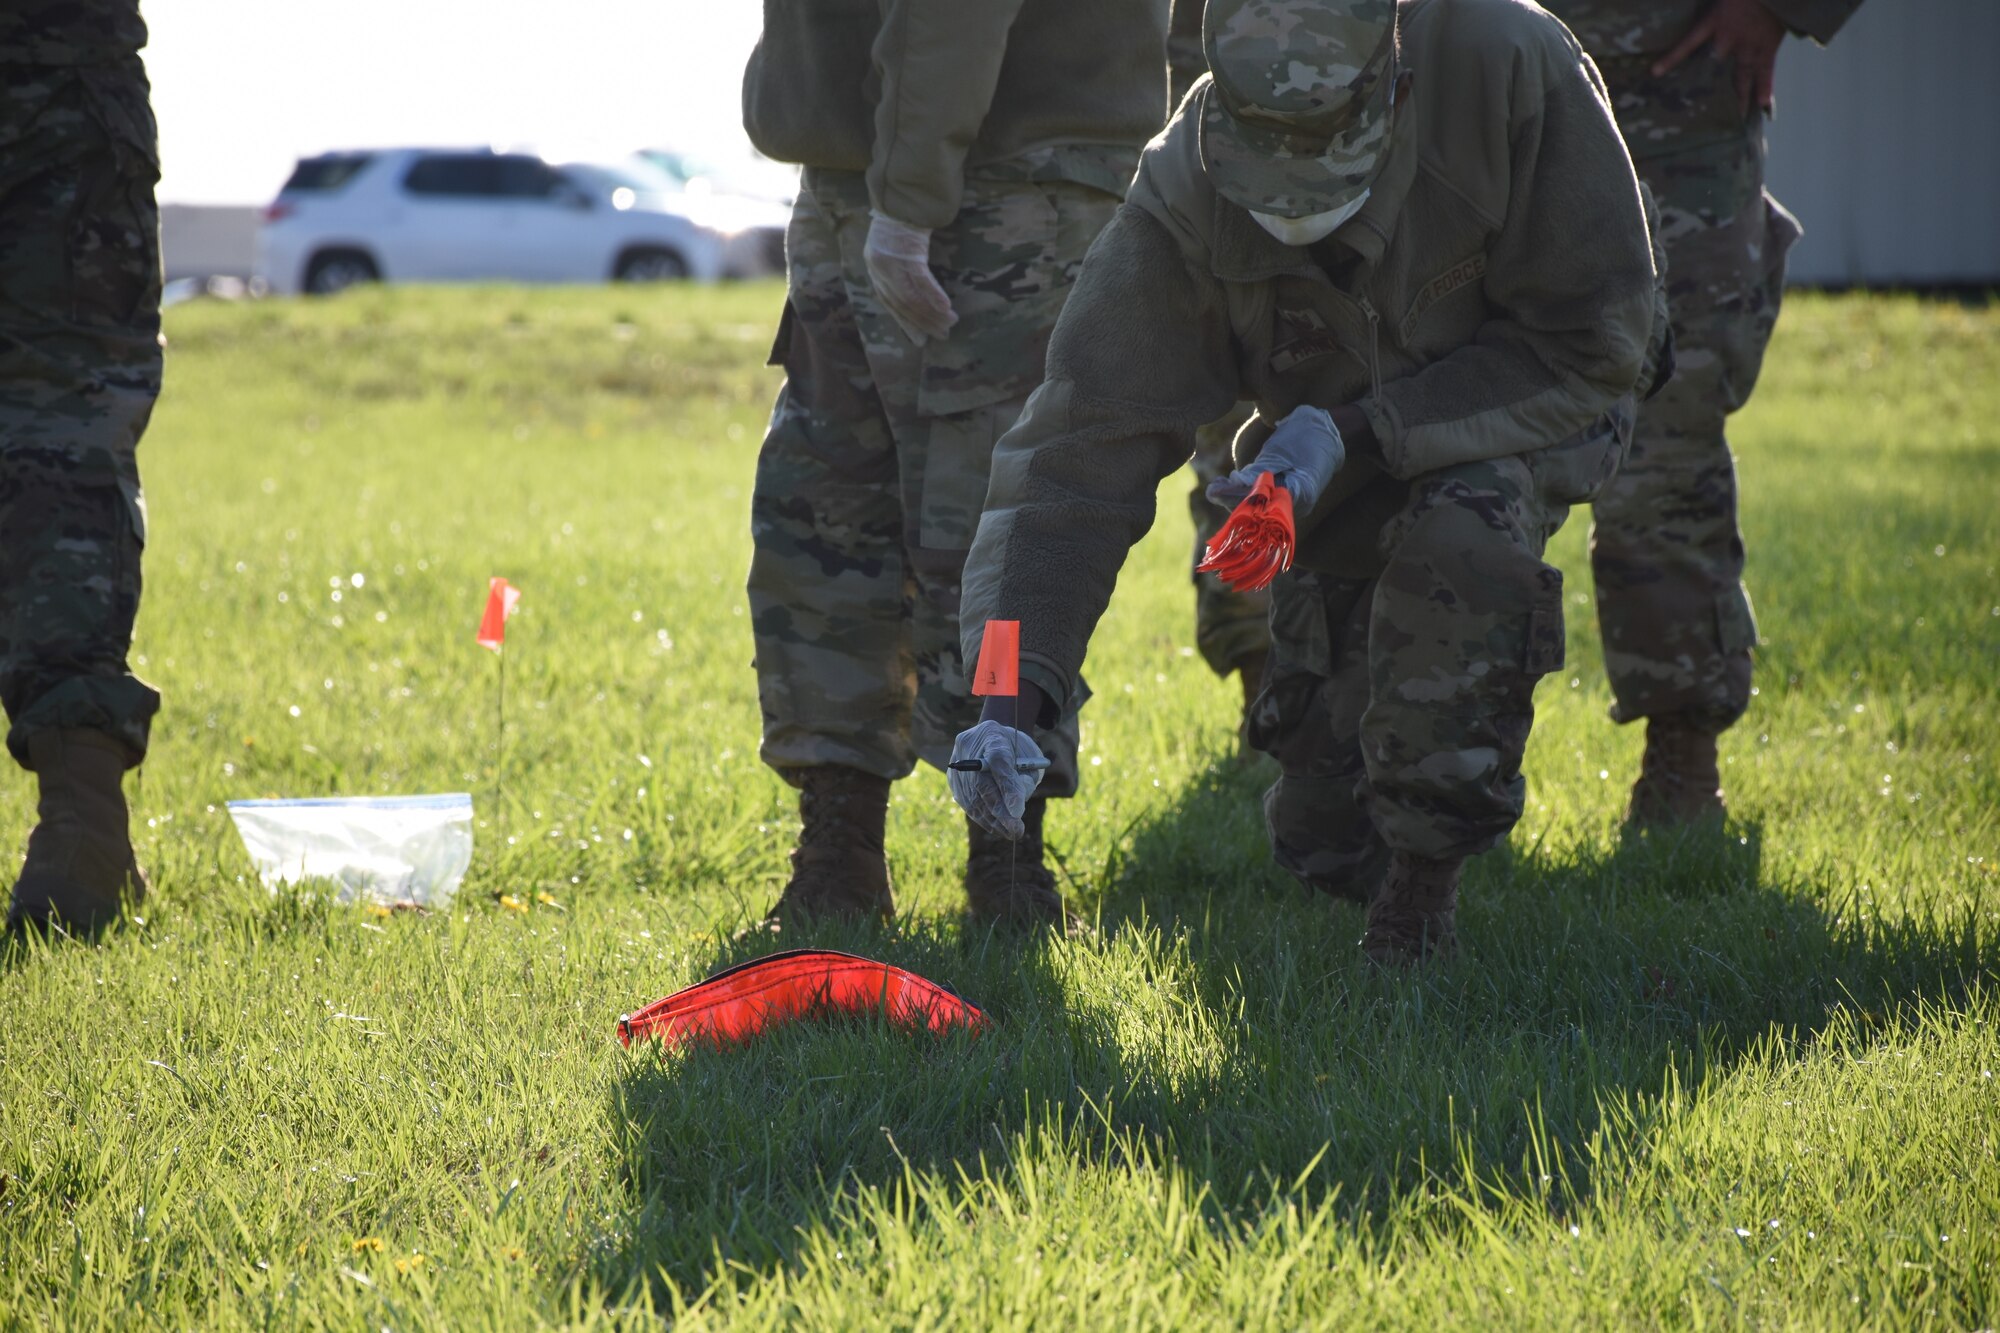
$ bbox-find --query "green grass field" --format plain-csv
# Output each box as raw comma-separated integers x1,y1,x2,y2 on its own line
2,285,1995,1328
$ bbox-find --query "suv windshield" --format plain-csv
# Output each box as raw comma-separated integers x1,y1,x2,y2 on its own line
282,154,374,192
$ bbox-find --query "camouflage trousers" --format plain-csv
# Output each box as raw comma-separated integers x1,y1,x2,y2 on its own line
0,59,162,771
1589,116,1797,732
1186,402,1271,678
1251,454,1573,894
748,168,1118,792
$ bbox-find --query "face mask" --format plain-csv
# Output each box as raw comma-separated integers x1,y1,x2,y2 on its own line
1251,188,1371,247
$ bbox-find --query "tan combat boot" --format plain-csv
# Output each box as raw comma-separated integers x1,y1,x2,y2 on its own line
8,728,147,936
964,797,1071,928
762,766,895,927
1360,852,1461,968
1626,715,1726,826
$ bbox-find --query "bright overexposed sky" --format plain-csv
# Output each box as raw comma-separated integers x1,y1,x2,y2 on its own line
144,1,764,203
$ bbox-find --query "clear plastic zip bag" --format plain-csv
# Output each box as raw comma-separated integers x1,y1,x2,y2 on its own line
226,793,474,907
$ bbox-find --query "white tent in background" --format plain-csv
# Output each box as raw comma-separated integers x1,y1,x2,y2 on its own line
1767,0,2000,287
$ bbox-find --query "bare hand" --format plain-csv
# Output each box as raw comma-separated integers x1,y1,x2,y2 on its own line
1652,0,1788,115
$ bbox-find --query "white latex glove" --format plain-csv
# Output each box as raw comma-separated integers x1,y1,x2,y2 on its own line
863,211,959,345
947,719,1047,841
1206,405,1346,514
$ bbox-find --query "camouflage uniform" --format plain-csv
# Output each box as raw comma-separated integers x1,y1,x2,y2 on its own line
742,0,1168,797
1253,449,1579,891
0,1,162,771
959,0,1665,903
748,169,1119,791
1543,0,1862,730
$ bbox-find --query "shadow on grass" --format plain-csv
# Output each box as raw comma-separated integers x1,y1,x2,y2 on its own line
1076,756,1994,1203
602,914,1144,1300
599,757,1995,1305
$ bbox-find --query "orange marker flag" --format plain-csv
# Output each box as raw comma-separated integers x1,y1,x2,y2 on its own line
476,577,521,651
971,619,1020,697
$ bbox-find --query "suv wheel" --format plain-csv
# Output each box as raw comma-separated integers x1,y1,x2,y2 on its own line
614,248,688,282
303,249,380,295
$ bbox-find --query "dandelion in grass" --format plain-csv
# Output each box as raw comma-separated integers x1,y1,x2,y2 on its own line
499,894,528,913
352,1237,383,1253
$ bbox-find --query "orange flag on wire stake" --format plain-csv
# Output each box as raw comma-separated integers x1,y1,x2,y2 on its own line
971,619,1020,697
477,577,521,651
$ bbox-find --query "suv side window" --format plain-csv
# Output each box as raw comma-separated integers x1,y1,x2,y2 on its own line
495,155,563,200
403,154,508,199
283,154,374,192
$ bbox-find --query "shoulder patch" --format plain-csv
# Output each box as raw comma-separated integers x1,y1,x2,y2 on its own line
1399,253,1486,344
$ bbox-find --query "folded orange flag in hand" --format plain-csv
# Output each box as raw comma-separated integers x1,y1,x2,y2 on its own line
1196,472,1296,592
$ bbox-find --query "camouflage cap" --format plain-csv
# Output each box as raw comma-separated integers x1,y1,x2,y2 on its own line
1199,0,1399,218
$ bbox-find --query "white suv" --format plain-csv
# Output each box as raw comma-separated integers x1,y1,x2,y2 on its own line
255,148,785,295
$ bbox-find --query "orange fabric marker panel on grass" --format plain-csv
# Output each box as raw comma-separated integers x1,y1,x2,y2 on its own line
1196,472,1296,592
617,949,989,1051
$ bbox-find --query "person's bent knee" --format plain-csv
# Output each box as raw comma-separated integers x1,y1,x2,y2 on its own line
1263,775,1385,901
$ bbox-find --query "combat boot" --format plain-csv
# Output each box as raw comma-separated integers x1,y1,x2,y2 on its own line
8,729,147,936
964,797,1072,929
762,766,895,927
1626,716,1726,826
1360,852,1461,968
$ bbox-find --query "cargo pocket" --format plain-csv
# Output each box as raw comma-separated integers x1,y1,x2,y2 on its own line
766,299,796,368
1761,192,1802,300
915,186,1062,419
1528,398,1632,506
71,64,160,330
1246,575,1336,768
1698,183,1802,412
117,471,148,549
1244,667,1328,770
1740,191,1803,385
1715,586,1759,654
1525,568,1566,676
916,402,1014,553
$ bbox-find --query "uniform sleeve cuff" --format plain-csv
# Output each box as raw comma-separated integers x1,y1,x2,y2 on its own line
1359,395,1405,476
1019,657,1072,728
1755,0,1849,44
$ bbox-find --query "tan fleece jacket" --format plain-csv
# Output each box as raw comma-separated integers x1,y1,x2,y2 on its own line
742,0,1171,230
960,0,1664,715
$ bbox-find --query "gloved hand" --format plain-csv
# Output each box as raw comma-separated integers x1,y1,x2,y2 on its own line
1206,404,1345,515
947,719,1047,841
863,211,958,345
